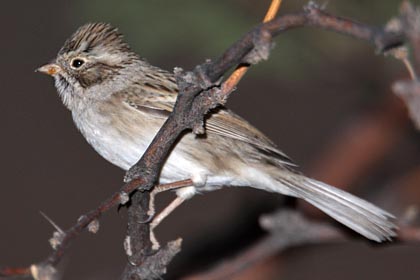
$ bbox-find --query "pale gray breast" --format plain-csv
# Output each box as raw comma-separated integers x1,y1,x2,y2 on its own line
71,100,161,171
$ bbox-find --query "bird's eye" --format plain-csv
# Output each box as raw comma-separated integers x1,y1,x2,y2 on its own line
71,58,85,69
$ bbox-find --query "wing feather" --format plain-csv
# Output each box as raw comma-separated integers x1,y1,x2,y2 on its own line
121,71,295,166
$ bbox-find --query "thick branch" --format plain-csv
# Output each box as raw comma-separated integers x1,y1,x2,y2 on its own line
125,3,405,184
121,7,405,276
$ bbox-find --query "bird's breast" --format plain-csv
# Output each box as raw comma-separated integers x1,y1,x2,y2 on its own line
71,103,159,171
70,102,246,188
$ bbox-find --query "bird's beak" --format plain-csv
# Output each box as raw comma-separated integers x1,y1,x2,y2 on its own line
36,63,61,76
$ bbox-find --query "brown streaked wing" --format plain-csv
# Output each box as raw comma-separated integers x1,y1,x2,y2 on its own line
123,70,295,166
206,109,295,166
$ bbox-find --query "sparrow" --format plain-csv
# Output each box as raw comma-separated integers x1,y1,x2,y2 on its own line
37,22,396,244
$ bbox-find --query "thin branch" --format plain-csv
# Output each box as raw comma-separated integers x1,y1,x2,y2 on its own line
0,267,31,278
184,210,420,280
400,1,420,72
221,0,282,94
0,180,188,279
392,2,420,129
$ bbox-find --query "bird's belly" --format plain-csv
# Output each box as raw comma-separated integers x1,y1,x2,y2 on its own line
88,131,238,187
73,112,242,188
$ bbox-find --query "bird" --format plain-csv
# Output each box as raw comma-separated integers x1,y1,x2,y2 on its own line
37,22,396,246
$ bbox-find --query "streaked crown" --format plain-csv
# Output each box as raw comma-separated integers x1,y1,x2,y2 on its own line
59,22,132,56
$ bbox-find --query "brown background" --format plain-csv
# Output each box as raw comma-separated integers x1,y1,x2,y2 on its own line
1,0,419,279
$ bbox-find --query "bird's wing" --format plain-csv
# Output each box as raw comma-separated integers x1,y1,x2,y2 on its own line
205,109,295,165
121,69,295,166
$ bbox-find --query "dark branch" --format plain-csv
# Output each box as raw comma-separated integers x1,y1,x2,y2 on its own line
121,6,405,276
183,210,345,280
121,239,182,280
185,209,420,280
124,3,406,184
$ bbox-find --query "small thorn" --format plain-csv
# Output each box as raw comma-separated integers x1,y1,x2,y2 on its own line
39,211,63,233
119,191,130,205
139,214,154,224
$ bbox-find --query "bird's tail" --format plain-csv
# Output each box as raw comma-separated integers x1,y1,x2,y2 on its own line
271,174,397,242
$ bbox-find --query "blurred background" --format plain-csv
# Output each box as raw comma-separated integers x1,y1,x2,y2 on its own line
1,0,419,279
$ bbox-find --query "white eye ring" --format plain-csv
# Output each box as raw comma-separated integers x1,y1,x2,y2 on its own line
70,58,86,69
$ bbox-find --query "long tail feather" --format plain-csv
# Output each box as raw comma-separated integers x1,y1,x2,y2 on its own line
279,175,397,242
